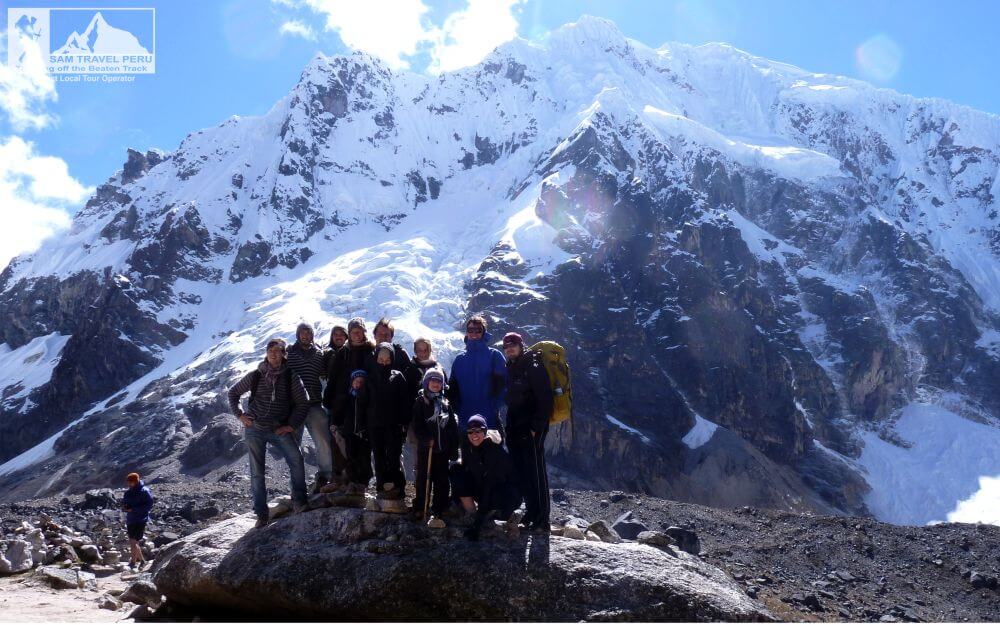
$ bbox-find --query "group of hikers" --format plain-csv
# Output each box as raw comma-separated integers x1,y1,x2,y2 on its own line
226,314,560,540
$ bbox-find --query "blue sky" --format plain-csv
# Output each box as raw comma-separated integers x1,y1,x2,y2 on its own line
3,0,999,188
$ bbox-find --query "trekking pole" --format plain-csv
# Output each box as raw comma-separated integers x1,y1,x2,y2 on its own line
423,443,433,521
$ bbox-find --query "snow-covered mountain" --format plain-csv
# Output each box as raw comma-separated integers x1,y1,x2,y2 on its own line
52,11,151,56
3,16,1000,525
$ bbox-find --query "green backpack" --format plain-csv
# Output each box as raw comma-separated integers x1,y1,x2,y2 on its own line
527,341,572,426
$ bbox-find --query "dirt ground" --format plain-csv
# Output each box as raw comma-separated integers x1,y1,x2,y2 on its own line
0,570,131,623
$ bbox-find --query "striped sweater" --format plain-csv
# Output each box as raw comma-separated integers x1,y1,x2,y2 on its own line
286,341,328,405
227,361,309,431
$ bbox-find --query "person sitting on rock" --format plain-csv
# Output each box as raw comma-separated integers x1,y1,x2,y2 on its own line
367,342,410,499
122,472,154,569
447,314,507,433
411,369,459,528
287,322,341,493
327,369,373,493
227,337,311,528
502,332,554,533
450,415,520,541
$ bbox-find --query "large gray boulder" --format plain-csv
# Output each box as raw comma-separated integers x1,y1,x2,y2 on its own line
152,507,771,621
0,539,33,573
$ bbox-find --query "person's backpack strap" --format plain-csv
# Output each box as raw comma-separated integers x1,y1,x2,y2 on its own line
247,369,263,406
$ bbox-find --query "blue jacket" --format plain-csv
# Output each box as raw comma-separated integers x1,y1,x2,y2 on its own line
447,331,507,430
123,481,154,524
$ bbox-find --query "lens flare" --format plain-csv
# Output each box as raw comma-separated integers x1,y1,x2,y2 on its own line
855,34,902,83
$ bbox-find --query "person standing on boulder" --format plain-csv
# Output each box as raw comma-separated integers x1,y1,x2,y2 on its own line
447,314,507,432
502,332,554,533
122,472,154,569
367,342,410,499
287,322,342,493
324,318,376,423
331,369,373,491
411,369,459,527
450,415,520,541
227,337,311,528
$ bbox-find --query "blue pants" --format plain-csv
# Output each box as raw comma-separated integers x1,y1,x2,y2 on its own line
295,404,335,480
245,426,307,518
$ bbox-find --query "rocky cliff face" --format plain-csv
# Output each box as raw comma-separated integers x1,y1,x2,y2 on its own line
1,17,999,524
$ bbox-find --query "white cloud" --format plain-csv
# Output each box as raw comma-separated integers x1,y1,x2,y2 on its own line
0,32,56,131
279,0,523,73
299,0,435,70
280,20,317,41
429,0,522,74
0,137,91,271
0,34,90,273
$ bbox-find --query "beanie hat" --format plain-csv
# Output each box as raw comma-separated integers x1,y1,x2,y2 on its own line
502,332,523,348
421,368,446,393
467,415,488,431
376,342,395,360
348,317,367,333
350,369,368,380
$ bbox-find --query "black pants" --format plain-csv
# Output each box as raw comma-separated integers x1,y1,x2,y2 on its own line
473,482,520,529
414,445,451,516
369,426,405,491
509,427,550,527
344,431,373,486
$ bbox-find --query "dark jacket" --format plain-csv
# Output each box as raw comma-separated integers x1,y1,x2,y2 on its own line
286,341,328,405
459,436,513,504
411,390,459,458
387,343,412,375
505,352,554,435
227,361,310,430
122,481,154,524
332,383,369,438
324,341,375,418
403,357,446,402
447,331,507,429
366,364,410,430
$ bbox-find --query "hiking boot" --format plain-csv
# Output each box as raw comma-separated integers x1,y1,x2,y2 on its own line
382,482,395,492
309,473,330,495
254,516,269,529
427,516,446,529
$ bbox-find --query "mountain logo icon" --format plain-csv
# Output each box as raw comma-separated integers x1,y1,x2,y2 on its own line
52,11,150,56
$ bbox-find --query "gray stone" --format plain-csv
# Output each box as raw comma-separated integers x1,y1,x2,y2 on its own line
0,540,34,573
79,544,101,563
611,511,649,540
152,509,771,621
98,594,122,610
38,565,95,589
267,496,292,521
562,526,586,540
664,526,701,555
637,531,676,551
121,579,164,608
587,520,622,543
